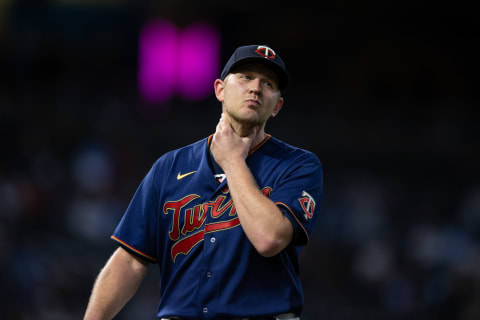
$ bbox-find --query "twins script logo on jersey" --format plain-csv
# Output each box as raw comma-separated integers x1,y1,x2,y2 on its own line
298,190,315,220
164,187,273,262
255,45,276,59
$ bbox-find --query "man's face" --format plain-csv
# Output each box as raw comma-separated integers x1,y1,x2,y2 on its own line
216,62,284,128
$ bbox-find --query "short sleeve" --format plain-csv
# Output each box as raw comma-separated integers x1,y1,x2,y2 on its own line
111,162,160,263
269,154,323,246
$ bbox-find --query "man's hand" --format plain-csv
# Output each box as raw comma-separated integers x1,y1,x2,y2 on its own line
211,114,257,169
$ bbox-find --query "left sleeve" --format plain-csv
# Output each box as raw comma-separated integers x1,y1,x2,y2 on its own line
269,153,323,246
111,160,161,264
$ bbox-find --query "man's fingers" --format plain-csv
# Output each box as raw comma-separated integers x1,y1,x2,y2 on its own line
216,115,226,133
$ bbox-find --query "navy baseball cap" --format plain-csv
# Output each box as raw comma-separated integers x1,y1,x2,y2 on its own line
220,45,290,90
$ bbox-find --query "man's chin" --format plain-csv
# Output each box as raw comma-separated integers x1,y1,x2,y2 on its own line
238,116,262,127
228,111,260,126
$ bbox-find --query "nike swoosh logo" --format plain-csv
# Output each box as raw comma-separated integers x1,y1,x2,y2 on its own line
177,171,197,180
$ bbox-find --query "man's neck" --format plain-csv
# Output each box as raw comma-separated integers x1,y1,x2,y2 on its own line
225,115,266,150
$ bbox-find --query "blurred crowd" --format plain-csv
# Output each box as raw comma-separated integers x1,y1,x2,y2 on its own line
1,2,479,320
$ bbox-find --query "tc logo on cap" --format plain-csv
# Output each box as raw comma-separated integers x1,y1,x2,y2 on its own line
255,45,276,59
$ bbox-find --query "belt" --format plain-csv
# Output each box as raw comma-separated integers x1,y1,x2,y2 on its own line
161,318,275,320
160,318,275,320
233,318,275,320
161,315,299,320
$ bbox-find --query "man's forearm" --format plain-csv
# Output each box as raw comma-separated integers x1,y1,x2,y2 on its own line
224,158,293,257
84,247,148,320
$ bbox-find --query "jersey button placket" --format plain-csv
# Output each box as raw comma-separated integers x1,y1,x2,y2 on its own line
200,213,218,318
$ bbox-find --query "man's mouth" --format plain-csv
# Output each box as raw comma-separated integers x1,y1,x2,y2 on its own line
245,99,261,107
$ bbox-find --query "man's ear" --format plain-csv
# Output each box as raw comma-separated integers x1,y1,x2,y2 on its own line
270,97,284,118
214,79,225,102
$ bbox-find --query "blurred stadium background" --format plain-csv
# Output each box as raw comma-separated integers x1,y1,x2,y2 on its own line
1,1,479,319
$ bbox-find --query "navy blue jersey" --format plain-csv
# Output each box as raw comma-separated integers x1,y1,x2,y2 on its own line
112,134,323,319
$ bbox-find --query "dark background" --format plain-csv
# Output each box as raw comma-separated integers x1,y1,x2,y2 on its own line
1,1,479,319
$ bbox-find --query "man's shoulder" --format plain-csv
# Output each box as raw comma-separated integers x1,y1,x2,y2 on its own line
171,136,210,154
267,136,321,164
152,136,209,168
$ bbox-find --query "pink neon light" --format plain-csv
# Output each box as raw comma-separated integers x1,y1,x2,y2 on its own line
138,20,178,103
178,23,220,100
138,20,220,104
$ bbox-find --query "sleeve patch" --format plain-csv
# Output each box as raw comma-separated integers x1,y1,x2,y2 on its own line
298,190,316,220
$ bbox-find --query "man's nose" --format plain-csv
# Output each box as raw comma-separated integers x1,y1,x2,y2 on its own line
248,79,262,94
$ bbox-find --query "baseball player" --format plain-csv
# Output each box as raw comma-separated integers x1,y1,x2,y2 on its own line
84,44,323,320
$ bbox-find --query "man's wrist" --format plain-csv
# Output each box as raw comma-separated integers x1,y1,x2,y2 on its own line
222,157,248,177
